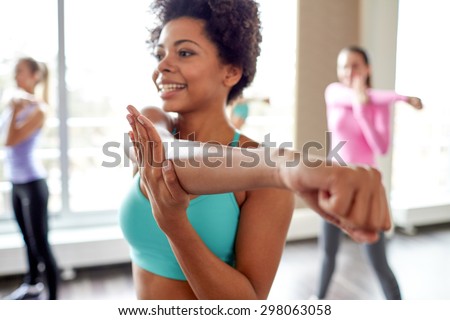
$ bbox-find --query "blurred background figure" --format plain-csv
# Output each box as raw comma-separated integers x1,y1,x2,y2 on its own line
312,46,422,300
1,57,59,300
230,95,270,130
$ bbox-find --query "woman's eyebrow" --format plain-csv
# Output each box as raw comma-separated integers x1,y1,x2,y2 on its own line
157,39,202,49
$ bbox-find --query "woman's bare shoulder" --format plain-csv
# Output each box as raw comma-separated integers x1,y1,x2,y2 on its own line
141,106,174,131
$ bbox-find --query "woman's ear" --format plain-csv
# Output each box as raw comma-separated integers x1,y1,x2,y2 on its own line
223,65,243,88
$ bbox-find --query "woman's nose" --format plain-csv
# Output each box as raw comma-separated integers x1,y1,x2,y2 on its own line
157,54,175,73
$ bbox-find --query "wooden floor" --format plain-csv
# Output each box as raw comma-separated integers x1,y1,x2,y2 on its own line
1,223,449,300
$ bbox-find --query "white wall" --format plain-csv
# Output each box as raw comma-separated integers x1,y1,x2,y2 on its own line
360,0,400,197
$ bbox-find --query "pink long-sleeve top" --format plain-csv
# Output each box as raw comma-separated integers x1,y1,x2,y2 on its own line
325,82,408,166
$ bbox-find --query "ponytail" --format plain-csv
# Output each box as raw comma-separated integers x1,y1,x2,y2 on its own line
38,62,49,104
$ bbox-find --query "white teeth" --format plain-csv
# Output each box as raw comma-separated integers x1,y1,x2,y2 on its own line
158,84,186,93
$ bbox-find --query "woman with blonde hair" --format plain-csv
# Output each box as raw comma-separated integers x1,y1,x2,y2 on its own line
2,57,59,300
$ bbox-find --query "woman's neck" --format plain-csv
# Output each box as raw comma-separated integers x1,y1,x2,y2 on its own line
19,85,35,95
175,108,236,145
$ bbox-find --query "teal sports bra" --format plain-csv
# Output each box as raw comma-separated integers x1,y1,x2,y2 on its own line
119,132,241,280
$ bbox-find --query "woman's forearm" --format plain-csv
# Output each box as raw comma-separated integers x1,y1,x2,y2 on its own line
166,139,296,194
167,222,261,299
351,104,390,155
127,106,298,194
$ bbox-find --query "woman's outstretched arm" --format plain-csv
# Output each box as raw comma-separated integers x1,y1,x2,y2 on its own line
127,105,390,243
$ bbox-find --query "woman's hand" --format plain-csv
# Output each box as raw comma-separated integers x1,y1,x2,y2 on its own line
126,105,190,234
351,75,369,105
10,98,30,114
407,96,423,110
279,160,390,243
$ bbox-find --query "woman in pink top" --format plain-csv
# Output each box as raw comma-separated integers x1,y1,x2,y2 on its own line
314,46,422,299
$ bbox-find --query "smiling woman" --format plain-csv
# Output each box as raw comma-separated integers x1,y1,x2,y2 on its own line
119,0,295,300
150,18,237,115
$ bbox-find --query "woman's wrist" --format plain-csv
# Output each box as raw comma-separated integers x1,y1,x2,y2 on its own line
271,148,305,192
160,214,192,240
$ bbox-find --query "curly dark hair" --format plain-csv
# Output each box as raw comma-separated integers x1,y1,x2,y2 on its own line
148,0,262,104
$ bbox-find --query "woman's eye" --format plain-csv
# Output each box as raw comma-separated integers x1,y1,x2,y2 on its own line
152,52,163,61
179,50,193,57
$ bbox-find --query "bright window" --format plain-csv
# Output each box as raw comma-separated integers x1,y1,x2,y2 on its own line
0,1,157,222
392,0,450,207
64,0,157,213
239,0,297,145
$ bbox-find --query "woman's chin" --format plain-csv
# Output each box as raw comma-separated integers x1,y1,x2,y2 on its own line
162,104,175,112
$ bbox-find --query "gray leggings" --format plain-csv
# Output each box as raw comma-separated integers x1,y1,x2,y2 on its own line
317,221,401,299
